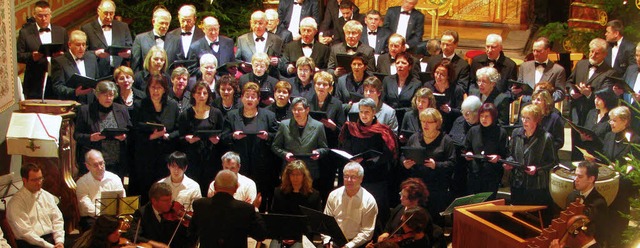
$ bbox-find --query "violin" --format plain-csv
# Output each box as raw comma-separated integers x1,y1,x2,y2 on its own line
161,201,193,227
118,237,152,248
385,232,416,243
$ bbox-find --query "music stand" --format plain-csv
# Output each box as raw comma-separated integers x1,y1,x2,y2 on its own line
97,192,140,216
260,213,307,247
0,173,23,209
299,206,348,247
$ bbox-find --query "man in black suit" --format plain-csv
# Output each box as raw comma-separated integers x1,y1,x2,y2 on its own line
360,10,391,55
376,34,420,77
187,17,235,74
327,1,365,45
17,1,68,99
81,0,132,77
51,30,100,102
319,0,360,45
191,170,266,248
124,182,193,248
165,4,204,72
265,8,293,45
131,7,171,73
280,17,330,77
278,0,320,41
617,43,640,104
470,33,517,93
565,161,608,244
427,30,470,90
383,0,425,49
604,20,636,75
327,20,375,77
568,38,616,160
236,11,284,79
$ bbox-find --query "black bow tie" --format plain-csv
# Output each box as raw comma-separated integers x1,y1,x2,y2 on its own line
488,59,497,64
293,1,301,4
75,58,84,62
400,11,410,15
210,41,220,47
301,43,313,48
535,62,546,67
609,42,618,47
102,24,112,29
255,36,265,42
368,31,377,35
346,46,357,53
39,27,51,33
154,35,166,41
181,32,192,36
589,64,598,69
390,57,396,63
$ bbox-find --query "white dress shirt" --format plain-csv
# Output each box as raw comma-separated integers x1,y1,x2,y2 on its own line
288,2,303,36
535,59,549,85
324,186,378,248
36,23,52,45
153,31,165,49
181,26,196,56
98,19,115,67
611,38,622,65
366,28,377,49
70,52,87,76
208,173,257,203
76,171,125,217
206,36,219,53
253,32,268,54
7,188,65,248
158,175,201,211
396,10,411,40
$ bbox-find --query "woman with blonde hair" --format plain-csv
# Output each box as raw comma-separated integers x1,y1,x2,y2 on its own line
133,46,170,91
530,89,564,156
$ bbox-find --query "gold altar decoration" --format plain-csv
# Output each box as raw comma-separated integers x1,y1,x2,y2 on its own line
0,0,16,112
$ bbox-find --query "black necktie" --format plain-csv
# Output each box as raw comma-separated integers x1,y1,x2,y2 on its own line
181,32,192,36
39,27,51,33
400,11,410,15
368,31,377,35
102,24,112,29
155,35,165,41
535,62,546,67
255,36,265,42
301,43,313,48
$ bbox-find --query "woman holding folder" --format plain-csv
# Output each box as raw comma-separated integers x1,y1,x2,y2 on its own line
132,75,180,203
424,61,465,133
178,81,225,195
401,108,455,226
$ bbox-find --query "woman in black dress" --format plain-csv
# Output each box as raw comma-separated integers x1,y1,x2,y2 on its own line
505,104,556,225
223,82,279,210
265,80,293,122
132,74,180,203
425,61,465,133
530,89,564,156
463,103,508,199
113,66,145,121
382,52,422,109
178,81,225,195
402,108,455,226
75,81,131,177
399,88,436,143
212,75,241,117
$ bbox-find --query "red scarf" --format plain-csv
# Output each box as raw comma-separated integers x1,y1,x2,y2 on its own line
340,120,398,158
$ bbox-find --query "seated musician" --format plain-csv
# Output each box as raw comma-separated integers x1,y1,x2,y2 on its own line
366,207,431,248
7,163,65,248
549,215,599,248
157,151,201,211
565,161,608,244
72,215,135,248
123,182,193,248
76,149,126,231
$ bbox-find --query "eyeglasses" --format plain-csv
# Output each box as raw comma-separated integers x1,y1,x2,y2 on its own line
29,177,44,183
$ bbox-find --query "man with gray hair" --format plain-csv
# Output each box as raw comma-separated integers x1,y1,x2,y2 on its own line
568,37,617,160
470,33,517,93
166,4,204,68
324,162,378,248
207,152,257,204
192,170,266,247
327,20,375,77
280,17,331,77
131,6,171,72
265,8,293,44
188,16,235,71
236,10,284,78
51,29,100,102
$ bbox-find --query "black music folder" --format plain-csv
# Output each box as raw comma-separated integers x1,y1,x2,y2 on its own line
299,206,348,247
38,43,64,57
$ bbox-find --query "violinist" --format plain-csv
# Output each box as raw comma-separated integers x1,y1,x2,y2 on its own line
157,151,202,211
124,182,195,248
72,215,136,248
367,208,431,248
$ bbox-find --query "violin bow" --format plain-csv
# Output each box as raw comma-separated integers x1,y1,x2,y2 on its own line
167,208,189,246
386,212,415,238
133,218,141,244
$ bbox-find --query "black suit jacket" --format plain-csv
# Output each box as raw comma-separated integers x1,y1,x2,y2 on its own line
327,42,375,73
359,27,392,54
131,30,163,73
381,74,422,108
191,193,266,248
17,23,68,99
470,52,517,93
375,53,420,78
165,27,205,70
280,40,331,77
278,0,321,30
272,28,293,45
187,35,236,73
567,59,617,125
382,6,425,48
427,54,470,91
81,19,133,76
124,203,192,247
566,189,608,243
51,52,100,101
332,13,365,44
605,37,636,75
469,88,511,126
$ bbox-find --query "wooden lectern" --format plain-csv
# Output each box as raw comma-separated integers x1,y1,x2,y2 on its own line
11,100,80,232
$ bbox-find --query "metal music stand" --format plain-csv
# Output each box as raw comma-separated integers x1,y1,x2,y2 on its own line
0,173,23,209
